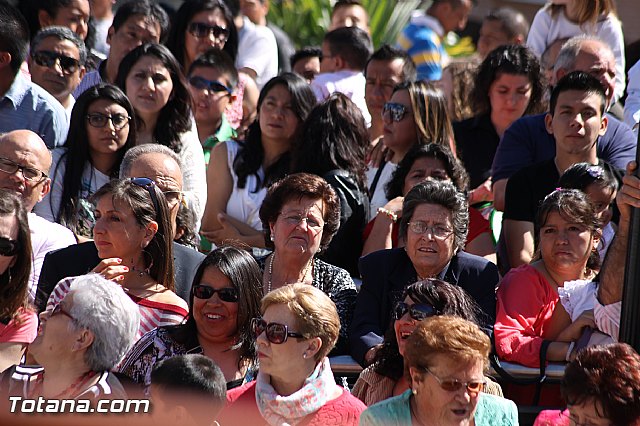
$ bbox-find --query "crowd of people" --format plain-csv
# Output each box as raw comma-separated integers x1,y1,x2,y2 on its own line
1,0,640,424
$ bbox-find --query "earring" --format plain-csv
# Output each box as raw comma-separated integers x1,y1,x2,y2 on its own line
412,388,417,395
302,353,307,359
270,234,275,242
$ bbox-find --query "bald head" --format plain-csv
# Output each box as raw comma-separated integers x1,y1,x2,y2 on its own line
0,130,52,211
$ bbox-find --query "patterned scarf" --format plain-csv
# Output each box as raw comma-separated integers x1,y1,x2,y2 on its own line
255,357,338,426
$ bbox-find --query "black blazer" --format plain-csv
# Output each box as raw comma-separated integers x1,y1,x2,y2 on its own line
35,241,205,312
349,248,498,365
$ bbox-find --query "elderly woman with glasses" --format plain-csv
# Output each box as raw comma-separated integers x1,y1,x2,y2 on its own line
2,274,139,400
360,316,518,426
118,245,262,392
352,279,503,406
218,284,366,426
351,179,499,366
45,178,188,339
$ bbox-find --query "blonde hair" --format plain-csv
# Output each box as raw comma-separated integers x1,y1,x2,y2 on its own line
548,0,617,26
261,284,340,362
403,315,490,384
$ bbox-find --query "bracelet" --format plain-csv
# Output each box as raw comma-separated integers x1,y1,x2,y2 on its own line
377,207,398,223
565,341,576,362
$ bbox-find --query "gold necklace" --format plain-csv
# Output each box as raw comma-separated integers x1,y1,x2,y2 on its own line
267,253,313,293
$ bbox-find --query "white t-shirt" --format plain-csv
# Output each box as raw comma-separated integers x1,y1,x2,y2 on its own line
624,59,640,129
366,162,398,219
175,127,207,229
236,16,278,89
311,70,371,127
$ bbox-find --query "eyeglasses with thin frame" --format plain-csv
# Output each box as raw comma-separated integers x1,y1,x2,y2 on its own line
130,177,161,214
188,22,230,41
422,367,485,395
31,50,81,74
251,318,305,344
0,157,47,182
192,284,239,303
50,303,75,321
188,76,232,95
279,212,324,231
0,237,20,257
559,410,611,426
86,112,131,130
393,301,440,321
407,222,453,239
162,190,184,208
382,102,408,122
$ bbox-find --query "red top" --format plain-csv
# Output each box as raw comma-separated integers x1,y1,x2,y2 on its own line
494,264,560,368
218,381,366,426
0,307,37,344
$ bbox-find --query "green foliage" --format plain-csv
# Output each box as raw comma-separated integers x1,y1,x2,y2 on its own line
268,0,427,49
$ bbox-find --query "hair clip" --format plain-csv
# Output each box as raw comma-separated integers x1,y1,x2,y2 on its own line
555,187,563,191
587,165,604,180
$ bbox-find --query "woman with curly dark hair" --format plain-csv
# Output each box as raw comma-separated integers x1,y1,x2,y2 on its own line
292,93,370,276
453,44,546,206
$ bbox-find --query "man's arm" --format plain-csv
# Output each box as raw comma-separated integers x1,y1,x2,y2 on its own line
493,178,508,212
503,219,535,268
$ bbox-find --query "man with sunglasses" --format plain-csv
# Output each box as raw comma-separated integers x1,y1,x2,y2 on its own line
0,130,75,302
0,2,69,149
36,144,204,312
28,26,86,117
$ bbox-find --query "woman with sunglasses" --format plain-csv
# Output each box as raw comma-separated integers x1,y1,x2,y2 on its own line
115,43,207,226
34,84,135,240
0,190,37,373
45,178,188,339
352,279,502,406
118,245,262,391
218,283,366,425
360,315,518,426
351,179,499,366
367,81,454,219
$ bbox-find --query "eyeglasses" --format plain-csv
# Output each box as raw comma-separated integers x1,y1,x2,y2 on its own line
192,284,239,303
382,102,408,122
407,222,453,239
50,304,75,321
31,50,80,74
188,76,232,95
130,177,161,214
86,113,131,130
393,301,439,321
423,368,485,395
162,190,184,207
251,318,305,344
0,157,47,182
280,213,324,231
188,22,230,41
0,237,20,257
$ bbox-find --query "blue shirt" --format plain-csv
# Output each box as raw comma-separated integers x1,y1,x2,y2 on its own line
0,73,69,149
397,13,447,81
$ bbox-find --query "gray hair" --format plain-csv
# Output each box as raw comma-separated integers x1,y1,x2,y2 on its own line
554,35,611,74
67,274,140,371
119,144,182,178
31,26,87,66
398,179,469,251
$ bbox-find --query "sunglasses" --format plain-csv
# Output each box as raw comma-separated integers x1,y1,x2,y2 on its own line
188,76,232,95
86,113,131,130
0,157,47,182
188,22,230,40
31,50,80,74
424,368,485,395
251,318,304,344
0,237,20,257
50,304,75,321
393,301,440,321
130,177,161,214
192,284,239,303
382,102,408,122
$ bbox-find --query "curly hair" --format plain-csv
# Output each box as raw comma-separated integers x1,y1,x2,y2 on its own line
563,343,640,426
471,44,546,116
259,173,341,253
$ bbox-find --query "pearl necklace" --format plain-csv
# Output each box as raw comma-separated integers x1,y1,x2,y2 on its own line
267,253,313,293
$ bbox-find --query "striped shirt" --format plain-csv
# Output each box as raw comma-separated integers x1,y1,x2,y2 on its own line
47,277,188,339
397,12,448,81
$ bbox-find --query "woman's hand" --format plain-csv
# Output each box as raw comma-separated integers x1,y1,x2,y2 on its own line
383,197,404,217
556,310,595,342
367,141,389,169
91,258,128,282
200,213,242,244
469,178,493,205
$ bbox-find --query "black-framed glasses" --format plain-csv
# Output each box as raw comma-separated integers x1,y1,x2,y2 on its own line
382,102,408,122
188,76,232,95
188,22,230,41
393,301,439,321
407,222,453,239
86,112,131,130
0,237,20,257
130,177,160,214
31,50,80,74
50,304,75,321
0,157,47,182
251,318,305,344
192,284,239,303
423,367,486,395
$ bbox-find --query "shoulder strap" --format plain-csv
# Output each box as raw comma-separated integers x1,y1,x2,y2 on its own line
368,160,387,198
